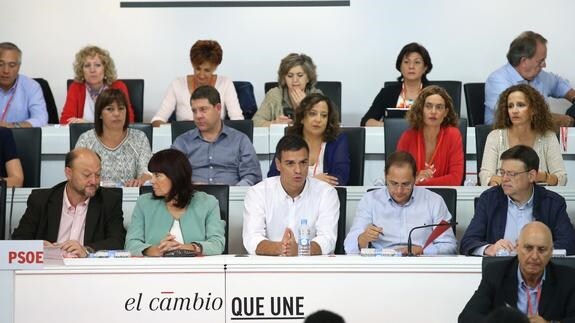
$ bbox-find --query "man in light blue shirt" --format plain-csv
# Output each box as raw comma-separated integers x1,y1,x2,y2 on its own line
172,85,261,186
484,31,575,126
0,42,47,128
344,151,457,255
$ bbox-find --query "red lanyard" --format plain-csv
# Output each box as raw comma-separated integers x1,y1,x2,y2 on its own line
524,284,542,316
400,82,423,109
1,82,17,122
561,127,568,152
417,128,444,168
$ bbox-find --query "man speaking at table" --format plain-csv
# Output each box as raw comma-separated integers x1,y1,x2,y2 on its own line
12,148,126,257
459,222,575,323
242,134,339,256
343,151,457,255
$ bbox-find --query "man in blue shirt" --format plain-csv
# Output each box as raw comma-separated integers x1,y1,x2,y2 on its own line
461,145,575,256
0,42,47,128
484,31,575,126
172,85,261,186
343,151,457,255
459,222,575,323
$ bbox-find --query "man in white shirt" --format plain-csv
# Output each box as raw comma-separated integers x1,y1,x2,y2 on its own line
242,134,339,256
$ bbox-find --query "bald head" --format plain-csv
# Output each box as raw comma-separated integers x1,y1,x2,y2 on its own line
517,222,553,284
65,148,101,169
518,222,553,247
64,148,101,203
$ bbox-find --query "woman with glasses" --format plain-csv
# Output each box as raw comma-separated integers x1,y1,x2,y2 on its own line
252,53,322,127
396,85,464,186
479,84,566,186
267,93,350,186
361,42,432,126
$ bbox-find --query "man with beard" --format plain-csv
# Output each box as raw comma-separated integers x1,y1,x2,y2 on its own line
12,148,125,257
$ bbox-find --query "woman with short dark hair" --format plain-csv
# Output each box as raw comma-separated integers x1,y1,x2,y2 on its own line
361,42,433,126
75,89,152,187
125,149,225,256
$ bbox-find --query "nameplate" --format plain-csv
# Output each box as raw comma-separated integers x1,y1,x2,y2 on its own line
0,240,44,270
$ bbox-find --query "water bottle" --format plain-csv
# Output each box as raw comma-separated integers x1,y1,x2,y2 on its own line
298,219,311,256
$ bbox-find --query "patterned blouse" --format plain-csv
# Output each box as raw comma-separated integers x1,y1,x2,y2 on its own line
75,128,152,186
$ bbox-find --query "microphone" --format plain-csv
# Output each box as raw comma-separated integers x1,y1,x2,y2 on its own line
406,220,457,256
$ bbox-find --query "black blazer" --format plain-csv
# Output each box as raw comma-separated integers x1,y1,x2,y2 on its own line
360,80,430,126
459,258,575,323
12,181,126,251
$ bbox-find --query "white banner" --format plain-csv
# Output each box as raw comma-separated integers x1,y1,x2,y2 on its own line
0,240,43,270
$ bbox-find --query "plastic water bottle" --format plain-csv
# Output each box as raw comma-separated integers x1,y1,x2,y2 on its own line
298,219,311,256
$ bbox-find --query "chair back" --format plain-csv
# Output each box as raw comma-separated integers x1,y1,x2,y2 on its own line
340,127,365,185
33,78,59,124
233,81,258,119
464,83,485,126
384,80,462,116
426,188,457,233
171,120,253,143
139,184,230,254
0,180,6,240
264,81,342,122
67,79,144,122
458,118,468,185
383,118,409,157
475,124,493,182
334,187,347,254
69,123,153,150
12,128,41,187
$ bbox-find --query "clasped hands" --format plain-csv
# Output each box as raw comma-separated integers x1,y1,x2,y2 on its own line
484,239,516,256
144,234,201,257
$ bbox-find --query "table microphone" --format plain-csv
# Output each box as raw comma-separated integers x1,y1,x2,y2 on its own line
406,220,457,256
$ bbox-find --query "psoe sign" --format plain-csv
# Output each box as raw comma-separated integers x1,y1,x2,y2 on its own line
0,240,44,270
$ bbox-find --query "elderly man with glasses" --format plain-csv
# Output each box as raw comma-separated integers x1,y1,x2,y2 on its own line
343,151,457,256
461,145,575,256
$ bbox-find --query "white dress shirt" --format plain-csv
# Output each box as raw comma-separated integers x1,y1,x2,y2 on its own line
242,176,339,255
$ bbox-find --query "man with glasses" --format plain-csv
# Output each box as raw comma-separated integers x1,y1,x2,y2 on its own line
0,42,47,128
461,145,575,256
343,151,457,255
484,31,575,127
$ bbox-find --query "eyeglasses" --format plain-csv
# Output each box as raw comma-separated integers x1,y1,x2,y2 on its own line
386,182,413,190
497,169,529,178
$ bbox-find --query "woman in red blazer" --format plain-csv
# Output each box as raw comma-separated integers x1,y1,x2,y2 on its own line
397,85,464,185
60,46,134,124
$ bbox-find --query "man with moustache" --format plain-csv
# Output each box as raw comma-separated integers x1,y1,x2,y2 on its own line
460,145,575,256
242,135,339,256
459,222,575,322
12,148,126,257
